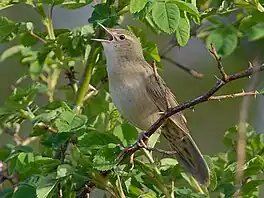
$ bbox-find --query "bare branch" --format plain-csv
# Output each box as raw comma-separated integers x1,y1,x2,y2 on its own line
161,56,204,79
116,63,264,165
160,40,204,79
79,44,264,194
209,44,228,81
209,90,261,100
30,32,47,43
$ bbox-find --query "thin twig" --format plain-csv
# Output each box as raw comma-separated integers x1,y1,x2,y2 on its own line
115,64,264,168
58,182,63,198
159,40,204,79
209,90,261,100
209,44,228,81
161,56,204,79
83,75,108,102
140,145,177,155
30,31,47,43
35,123,58,134
79,45,264,195
21,137,38,146
50,3,55,20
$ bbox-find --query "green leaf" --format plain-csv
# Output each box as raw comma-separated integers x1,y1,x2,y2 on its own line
88,3,118,27
204,156,217,191
78,130,121,149
54,111,87,132
113,123,138,147
223,126,237,148
36,174,57,198
239,12,264,31
0,45,24,62
246,23,264,41
0,0,35,11
57,164,74,179
0,187,14,198
0,147,10,160
175,188,206,197
172,0,199,16
93,144,120,171
0,17,17,43
175,16,190,46
206,26,238,57
241,180,264,195
44,100,72,111
18,22,34,33
62,0,93,9
139,191,157,198
29,60,43,80
13,184,36,198
33,156,60,173
152,0,180,33
7,83,47,109
159,158,178,171
130,0,148,13
244,155,264,178
0,17,35,44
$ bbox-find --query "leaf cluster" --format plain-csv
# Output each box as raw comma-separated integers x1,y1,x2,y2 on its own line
0,0,264,197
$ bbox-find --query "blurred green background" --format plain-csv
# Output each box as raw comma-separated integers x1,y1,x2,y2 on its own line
0,3,264,196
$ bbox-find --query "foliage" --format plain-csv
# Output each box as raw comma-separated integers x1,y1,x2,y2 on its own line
0,0,264,197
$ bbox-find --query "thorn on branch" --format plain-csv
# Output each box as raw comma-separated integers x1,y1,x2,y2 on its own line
209,90,261,100
84,50,264,194
209,44,229,81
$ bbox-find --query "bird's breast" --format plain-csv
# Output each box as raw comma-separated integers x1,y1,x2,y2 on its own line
108,71,159,130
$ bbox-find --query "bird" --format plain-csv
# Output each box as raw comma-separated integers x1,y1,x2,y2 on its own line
92,24,210,185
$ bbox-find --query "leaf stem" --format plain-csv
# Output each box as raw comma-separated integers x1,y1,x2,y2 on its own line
117,6,130,16
141,149,171,198
41,5,59,102
47,66,60,102
74,42,100,113
190,176,207,195
44,16,56,40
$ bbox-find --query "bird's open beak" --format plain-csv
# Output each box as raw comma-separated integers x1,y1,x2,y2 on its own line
91,23,116,43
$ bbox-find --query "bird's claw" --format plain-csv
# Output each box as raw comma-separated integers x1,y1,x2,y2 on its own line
116,132,149,170
136,132,148,148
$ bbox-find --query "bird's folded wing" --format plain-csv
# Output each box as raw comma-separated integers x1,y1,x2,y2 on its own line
145,72,189,133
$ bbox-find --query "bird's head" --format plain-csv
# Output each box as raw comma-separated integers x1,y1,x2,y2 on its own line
92,24,144,61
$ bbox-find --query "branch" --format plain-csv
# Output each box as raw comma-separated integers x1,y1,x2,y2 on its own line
209,44,228,80
160,40,204,79
116,63,264,164
78,45,264,195
161,56,204,79
74,30,102,113
208,90,261,100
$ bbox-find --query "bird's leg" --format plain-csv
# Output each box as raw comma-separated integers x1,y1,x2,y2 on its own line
136,131,149,148
116,132,150,170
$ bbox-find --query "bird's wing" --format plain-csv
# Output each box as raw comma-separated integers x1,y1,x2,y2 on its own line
145,66,210,185
145,68,189,133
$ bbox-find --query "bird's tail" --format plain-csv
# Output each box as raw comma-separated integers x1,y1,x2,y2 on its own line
163,120,210,185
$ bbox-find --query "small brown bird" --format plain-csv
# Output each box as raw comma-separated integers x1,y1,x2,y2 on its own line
92,24,210,185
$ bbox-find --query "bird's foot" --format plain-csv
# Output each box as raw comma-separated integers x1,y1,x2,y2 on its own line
116,132,149,170
136,132,149,148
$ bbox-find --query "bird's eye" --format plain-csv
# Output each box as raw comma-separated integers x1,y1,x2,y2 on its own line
119,34,126,40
